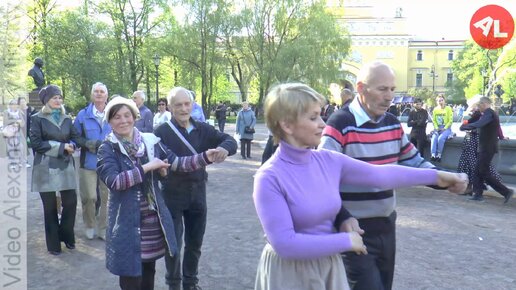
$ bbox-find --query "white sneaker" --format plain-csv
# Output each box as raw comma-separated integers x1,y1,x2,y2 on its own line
97,230,106,241
85,228,95,240
26,162,31,168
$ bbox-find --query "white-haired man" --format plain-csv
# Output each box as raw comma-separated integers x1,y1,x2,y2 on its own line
154,87,237,290
132,90,153,132
73,82,112,240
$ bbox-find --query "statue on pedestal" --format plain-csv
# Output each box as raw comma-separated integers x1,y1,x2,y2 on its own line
28,58,45,91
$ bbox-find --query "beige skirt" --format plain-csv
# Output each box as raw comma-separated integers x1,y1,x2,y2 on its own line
255,243,350,290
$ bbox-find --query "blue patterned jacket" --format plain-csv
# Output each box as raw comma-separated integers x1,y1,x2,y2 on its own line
97,132,210,276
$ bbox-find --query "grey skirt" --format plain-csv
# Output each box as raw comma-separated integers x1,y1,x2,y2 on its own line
255,243,350,290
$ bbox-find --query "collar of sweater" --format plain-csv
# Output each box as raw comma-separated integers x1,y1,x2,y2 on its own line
277,141,312,165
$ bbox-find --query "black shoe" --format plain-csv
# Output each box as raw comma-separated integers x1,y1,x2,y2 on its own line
65,243,75,250
49,250,61,256
184,285,202,290
504,189,514,204
435,157,441,162
469,194,484,202
247,156,252,159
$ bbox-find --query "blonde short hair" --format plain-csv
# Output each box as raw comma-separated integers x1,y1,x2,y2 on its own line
264,83,326,144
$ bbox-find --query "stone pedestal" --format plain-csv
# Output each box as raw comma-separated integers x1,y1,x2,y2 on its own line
28,90,42,110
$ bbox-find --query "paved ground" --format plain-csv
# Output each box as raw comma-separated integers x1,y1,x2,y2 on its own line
20,123,516,290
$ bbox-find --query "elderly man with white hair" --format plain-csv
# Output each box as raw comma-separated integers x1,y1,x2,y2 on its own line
132,90,154,133
73,82,112,240
154,86,237,290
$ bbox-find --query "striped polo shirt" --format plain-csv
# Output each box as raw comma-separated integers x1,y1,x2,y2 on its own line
319,98,434,219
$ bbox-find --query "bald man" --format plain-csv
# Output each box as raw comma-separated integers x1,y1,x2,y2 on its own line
154,87,237,290
319,61,436,290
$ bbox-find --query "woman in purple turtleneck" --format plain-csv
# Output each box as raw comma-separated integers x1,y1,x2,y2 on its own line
253,83,467,290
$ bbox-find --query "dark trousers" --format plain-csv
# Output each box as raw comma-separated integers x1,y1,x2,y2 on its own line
164,182,207,288
240,139,251,158
410,135,426,158
217,118,226,132
342,212,397,290
473,151,511,197
119,261,156,290
39,190,77,252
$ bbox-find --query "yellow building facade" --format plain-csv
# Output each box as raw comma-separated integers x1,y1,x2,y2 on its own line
328,0,465,99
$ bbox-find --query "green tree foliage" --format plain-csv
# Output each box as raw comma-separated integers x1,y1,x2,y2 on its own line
162,0,230,117
43,11,112,98
237,0,349,110
96,0,167,92
27,0,57,83
451,39,516,102
0,3,26,104
407,87,433,104
501,72,516,103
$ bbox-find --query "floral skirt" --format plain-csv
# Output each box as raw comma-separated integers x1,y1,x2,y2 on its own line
457,132,501,187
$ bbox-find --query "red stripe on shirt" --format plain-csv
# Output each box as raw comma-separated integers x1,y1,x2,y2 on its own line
343,128,403,144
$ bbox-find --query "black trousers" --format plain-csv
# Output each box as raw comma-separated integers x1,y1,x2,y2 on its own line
342,211,397,290
473,151,511,197
119,261,156,290
39,190,77,252
164,182,207,288
217,118,226,132
410,135,427,158
240,139,252,158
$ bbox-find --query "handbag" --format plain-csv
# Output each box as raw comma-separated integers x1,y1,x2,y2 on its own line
242,111,255,134
2,124,19,138
244,126,255,134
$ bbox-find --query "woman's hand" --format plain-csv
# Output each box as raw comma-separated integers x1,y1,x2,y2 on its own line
437,172,468,194
348,231,368,255
142,158,171,173
158,159,169,177
64,143,75,154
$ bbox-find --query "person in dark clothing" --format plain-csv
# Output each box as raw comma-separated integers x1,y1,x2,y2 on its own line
30,85,89,255
457,102,504,195
154,87,237,290
214,101,227,132
407,98,429,158
460,97,514,203
261,134,278,164
321,102,335,122
341,88,354,108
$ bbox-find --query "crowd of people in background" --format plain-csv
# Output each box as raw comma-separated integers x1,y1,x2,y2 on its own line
1,58,514,290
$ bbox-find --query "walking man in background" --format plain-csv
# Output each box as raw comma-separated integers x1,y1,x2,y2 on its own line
215,101,227,132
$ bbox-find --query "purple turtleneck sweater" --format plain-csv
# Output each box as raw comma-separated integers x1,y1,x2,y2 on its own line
253,141,438,260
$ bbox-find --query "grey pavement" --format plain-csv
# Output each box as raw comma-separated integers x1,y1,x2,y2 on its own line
24,123,516,290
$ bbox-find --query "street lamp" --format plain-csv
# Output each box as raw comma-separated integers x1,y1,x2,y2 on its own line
152,53,161,105
430,65,438,94
481,68,488,96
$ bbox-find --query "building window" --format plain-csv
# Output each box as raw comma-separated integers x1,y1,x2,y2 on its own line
416,73,422,87
448,50,454,60
417,50,423,61
446,73,453,86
